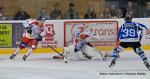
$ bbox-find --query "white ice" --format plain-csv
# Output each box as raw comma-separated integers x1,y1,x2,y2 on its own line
0,51,150,79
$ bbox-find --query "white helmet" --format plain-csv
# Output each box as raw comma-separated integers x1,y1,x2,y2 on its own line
23,19,36,28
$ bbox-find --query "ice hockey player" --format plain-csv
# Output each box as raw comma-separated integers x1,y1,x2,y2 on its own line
109,15,150,70
10,18,46,61
63,26,104,60
74,26,98,59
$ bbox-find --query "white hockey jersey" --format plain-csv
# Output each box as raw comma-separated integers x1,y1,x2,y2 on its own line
23,19,46,39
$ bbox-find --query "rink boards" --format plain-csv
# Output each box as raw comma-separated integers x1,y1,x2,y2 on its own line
0,45,149,54
0,19,150,54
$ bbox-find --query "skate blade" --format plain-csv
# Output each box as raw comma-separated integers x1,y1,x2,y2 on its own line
109,63,115,68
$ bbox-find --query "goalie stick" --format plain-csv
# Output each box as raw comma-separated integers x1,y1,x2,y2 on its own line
97,50,105,60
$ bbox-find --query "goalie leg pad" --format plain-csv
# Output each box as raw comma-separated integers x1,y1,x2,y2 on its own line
85,42,93,47
53,45,75,60
63,45,86,60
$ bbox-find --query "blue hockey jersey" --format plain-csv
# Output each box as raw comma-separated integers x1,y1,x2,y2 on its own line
119,22,148,42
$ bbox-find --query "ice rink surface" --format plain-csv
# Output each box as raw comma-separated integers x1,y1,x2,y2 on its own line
0,51,150,79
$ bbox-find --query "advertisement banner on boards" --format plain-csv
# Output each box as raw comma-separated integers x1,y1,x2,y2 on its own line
38,24,58,48
0,24,12,47
12,23,24,47
11,22,58,48
0,18,150,48
64,21,118,47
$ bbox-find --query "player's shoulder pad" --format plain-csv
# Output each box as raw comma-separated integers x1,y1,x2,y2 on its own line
136,22,147,29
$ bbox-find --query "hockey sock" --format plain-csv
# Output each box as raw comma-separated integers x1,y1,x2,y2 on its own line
137,51,148,64
14,48,20,55
112,45,124,58
25,49,32,57
112,49,120,58
135,47,149,64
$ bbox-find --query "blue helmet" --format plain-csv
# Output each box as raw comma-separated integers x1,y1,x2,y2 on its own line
37,16,46,22
124,15,132,23
74,30,80,37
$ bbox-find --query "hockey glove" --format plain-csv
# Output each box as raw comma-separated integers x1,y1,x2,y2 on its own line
26,28,32,34
36,35,42,41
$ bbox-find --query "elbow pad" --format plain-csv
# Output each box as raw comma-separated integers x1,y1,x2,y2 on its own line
40,31,46,37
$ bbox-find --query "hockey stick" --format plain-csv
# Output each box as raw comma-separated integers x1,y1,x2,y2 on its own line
49,46,63,56
48,45,68,63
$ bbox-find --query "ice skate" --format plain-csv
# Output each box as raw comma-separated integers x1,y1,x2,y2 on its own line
103,53,111,60
23,55,28,61
10,54,16,59
144,62,150,70
109,58,117,68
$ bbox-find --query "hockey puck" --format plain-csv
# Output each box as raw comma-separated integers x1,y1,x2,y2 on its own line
65,61,68,63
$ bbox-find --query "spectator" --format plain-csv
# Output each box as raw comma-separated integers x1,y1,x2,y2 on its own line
64,3,79,19
143,2,150,18
84,5,96,19
101,7,111,18
110,4,118,18
50,3,63,19
119,7,127,18
0,7,8,20
117,8,123,18
37,7,50,20
126,1,137,17
13,7,30,20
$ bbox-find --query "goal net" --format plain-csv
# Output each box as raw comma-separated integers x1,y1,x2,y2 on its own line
64,20,118,52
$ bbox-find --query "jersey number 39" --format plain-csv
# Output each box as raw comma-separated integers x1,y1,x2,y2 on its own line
122,29,136,37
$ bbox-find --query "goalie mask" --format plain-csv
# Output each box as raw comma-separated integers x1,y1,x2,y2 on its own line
73,30,80,37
